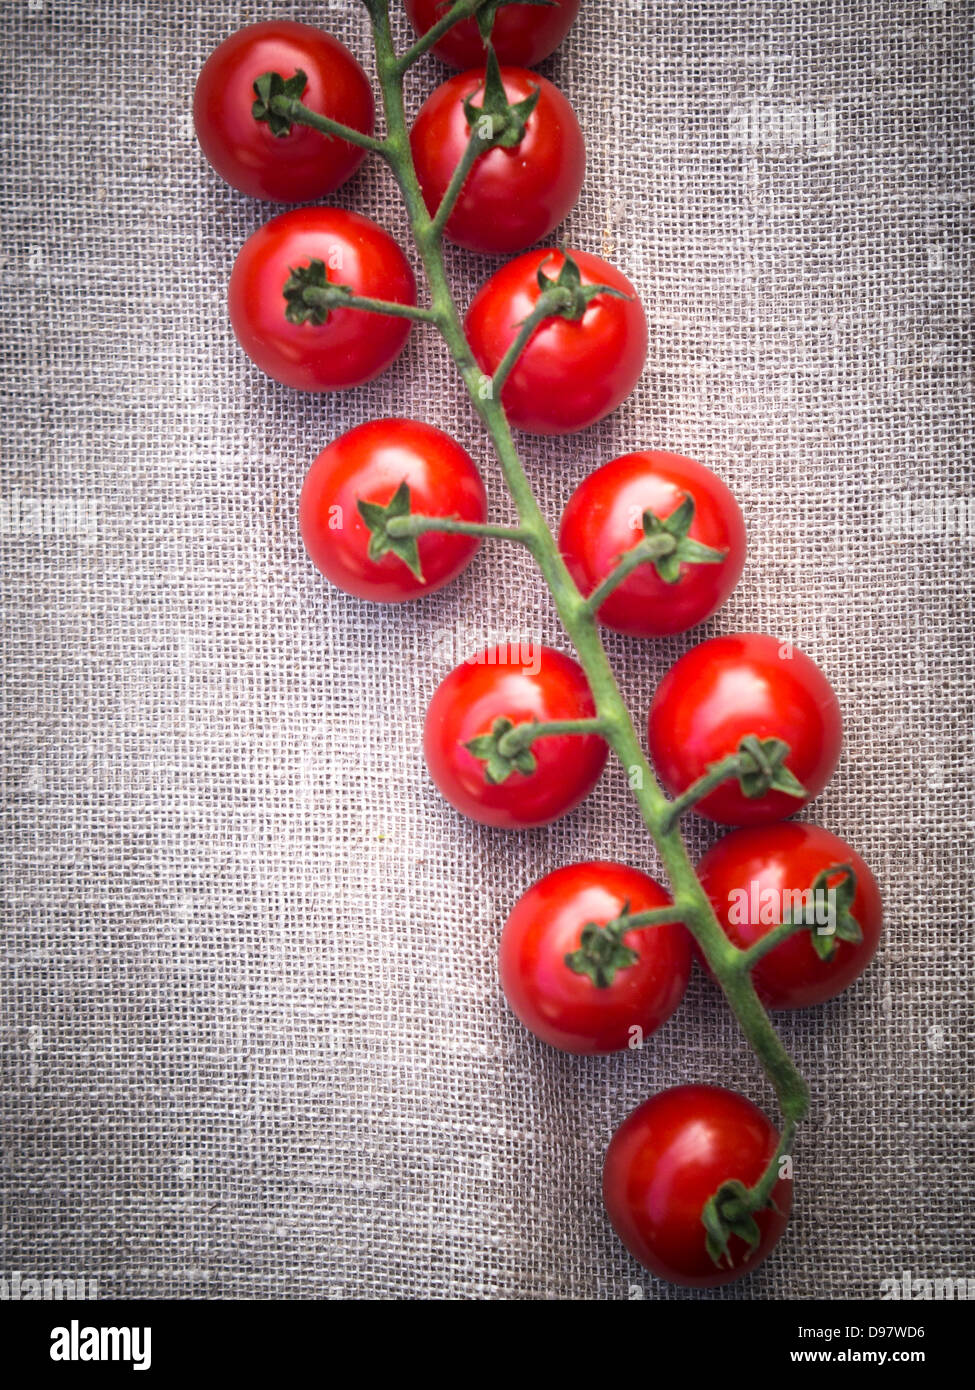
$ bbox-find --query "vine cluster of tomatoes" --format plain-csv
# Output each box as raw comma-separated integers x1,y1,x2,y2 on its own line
193,1,882,1290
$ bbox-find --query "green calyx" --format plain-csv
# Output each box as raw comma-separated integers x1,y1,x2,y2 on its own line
535,249,631,322
564,905,640,988
735,735,807,800
462,46,540,148
252,70,307,137
282,261,352,326
802,863,862,961
357,482,424,581
702,1179,771,1269
464,716,538,784
640,493,727,583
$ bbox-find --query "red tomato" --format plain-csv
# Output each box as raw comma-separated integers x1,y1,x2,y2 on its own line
299,418,487,602
404,0,580,68
559,451,746,637
697,823,883,1009
465,249,648,434
228,208,416,391
424,646,607,828
499,862,692,1053
410,66,585,254
647,634,843,825
193,22,374,202
603,1085,791,1287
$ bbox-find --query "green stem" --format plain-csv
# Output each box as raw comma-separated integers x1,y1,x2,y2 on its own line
490,291,572,394
618,906,687,931
395,0,488,74
660,753,742,834
496,717,607,757
585,535,678,614
385,514,531,544
739,920,809,971
300,286,437,322
430,130,486,237
734,1121,797,1217
268,95,387,154
366,0,809,1132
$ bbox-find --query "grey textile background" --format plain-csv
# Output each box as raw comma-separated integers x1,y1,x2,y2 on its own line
1,0,972,1301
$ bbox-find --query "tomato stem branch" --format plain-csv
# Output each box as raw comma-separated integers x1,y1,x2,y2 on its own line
617,906,687,931
744,1121,796,1213
660,737,808,835
738,920,809,971
495,717,607,755
584,535,680,613
490,291,572,394
385,514,531,543
430,130,488,236
394,0,490,74
266,93,388,153
659,753,743,833
298,284,437,322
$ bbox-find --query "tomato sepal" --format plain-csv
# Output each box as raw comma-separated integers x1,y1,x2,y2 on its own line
282,259,342,326
701,1179,763,1269
804,863,862,961
464,716,539,783
737,735,808,801
563,903,640,988
462,46,541,147
642,492,728,585
356,482,424,581
251,69,308,136
535,248,631,322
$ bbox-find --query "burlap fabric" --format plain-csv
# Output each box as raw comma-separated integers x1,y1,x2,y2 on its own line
1,1,972,1300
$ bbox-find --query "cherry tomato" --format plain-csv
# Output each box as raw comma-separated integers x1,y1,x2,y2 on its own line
410,66,585,254
697,823,883,1009
424,646,607,828
603,1085,792,1287
465,249,648,434
404,0,580,68
228,208,416,392
193,22,374,202
499,862,691,1053
559,451,746,637
647,634,843,825
299,418,487,602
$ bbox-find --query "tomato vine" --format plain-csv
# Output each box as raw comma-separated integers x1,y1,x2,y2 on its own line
198,0,882,1285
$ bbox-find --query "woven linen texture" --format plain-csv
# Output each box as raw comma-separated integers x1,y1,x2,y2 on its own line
1,0,972,1300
